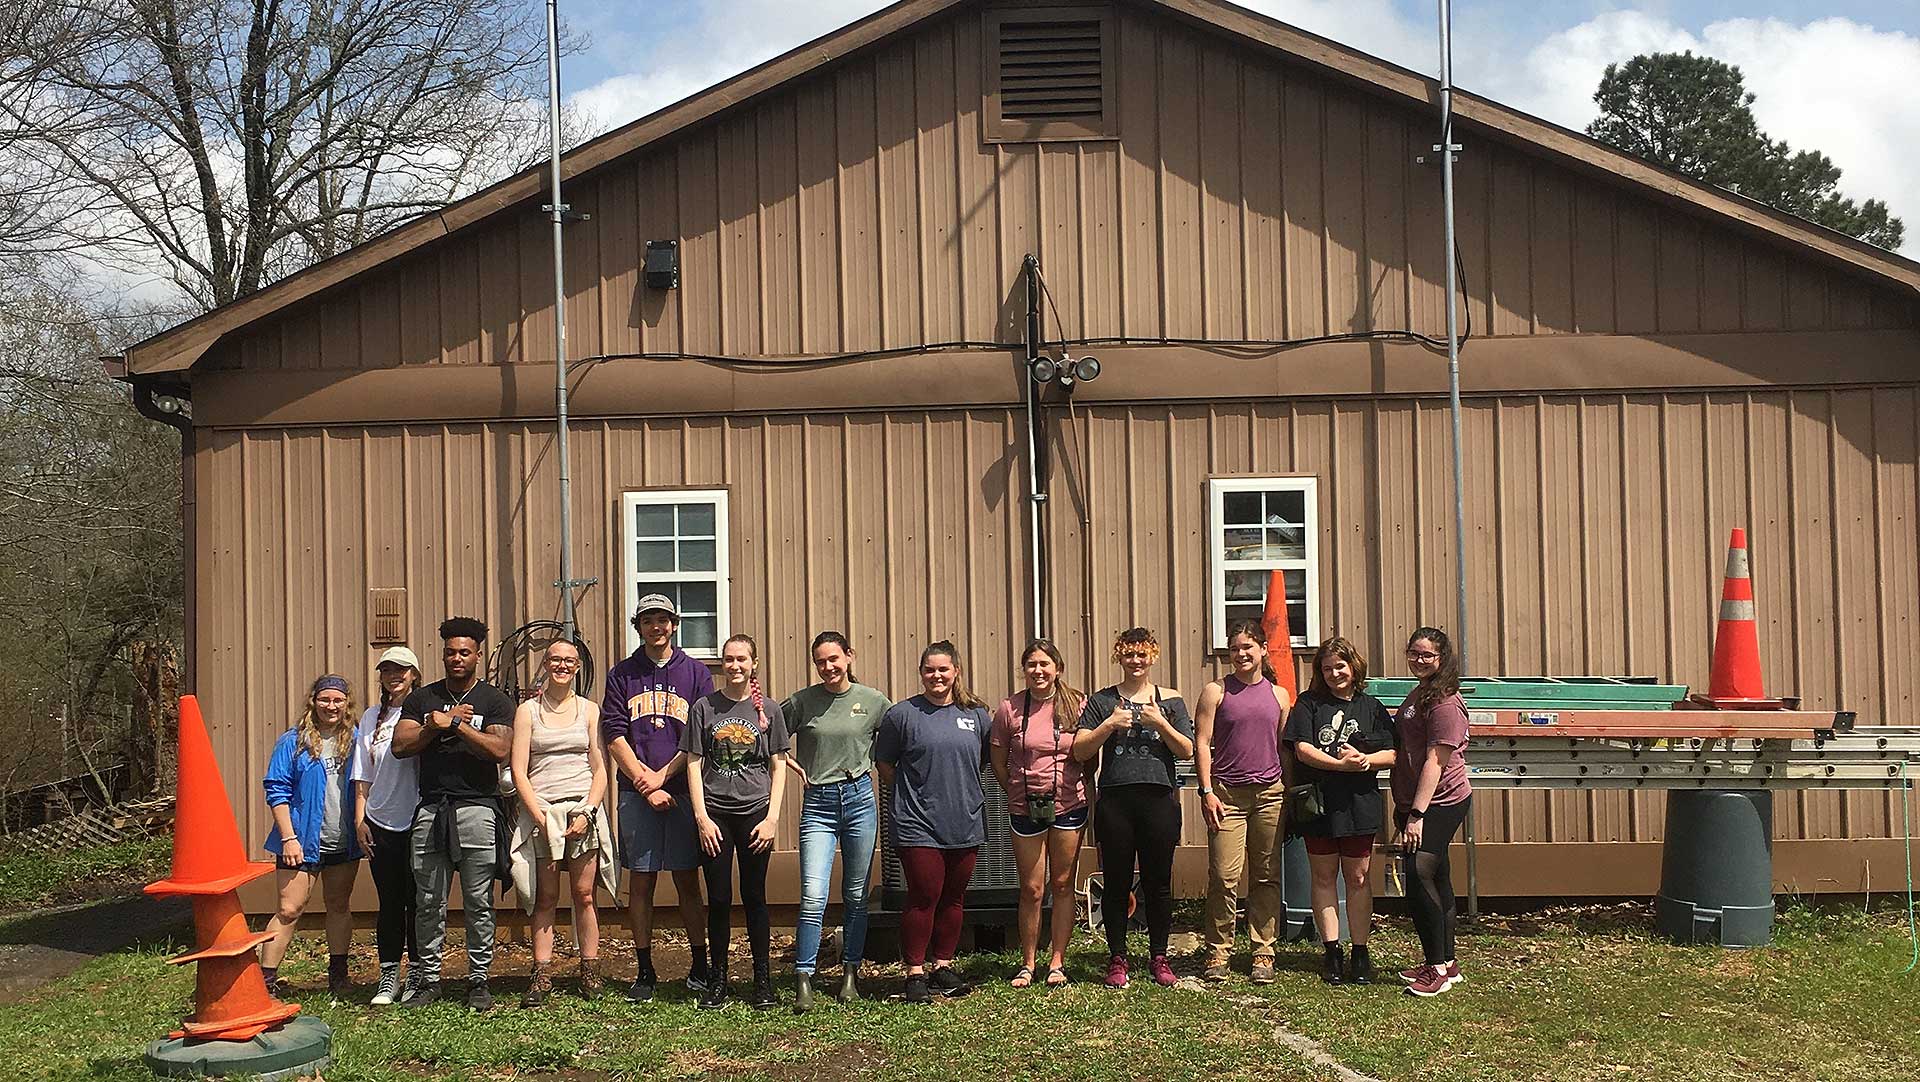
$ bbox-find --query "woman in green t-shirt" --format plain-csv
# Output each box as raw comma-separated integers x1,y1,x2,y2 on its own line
782,631,891,1012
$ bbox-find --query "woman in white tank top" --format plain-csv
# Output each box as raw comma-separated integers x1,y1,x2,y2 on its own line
509,639,610,1005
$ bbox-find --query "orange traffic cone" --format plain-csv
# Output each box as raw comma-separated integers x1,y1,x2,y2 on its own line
1700,529,1785,710
1261,569,1301,700
146,695,301,1041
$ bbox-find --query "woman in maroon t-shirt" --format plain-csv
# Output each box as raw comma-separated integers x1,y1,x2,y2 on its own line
1391,626,1472,998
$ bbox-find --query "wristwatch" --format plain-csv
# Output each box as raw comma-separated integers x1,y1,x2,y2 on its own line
1407,807,1427,821
1198,785,1214,797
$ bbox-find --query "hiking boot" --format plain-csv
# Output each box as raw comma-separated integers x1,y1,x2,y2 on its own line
1250,957,1275,985
403,978,443,1008
1202,956,1230,982
520,963,552,1008
837,966,863,1003
750,964,776,1011
627,965,657,1003
698,965,728,1010
1323,945,1345,985
1347,946,1374,985
327,954,351,997
928,965,970,998
263,973,289,1000
1103,955,1130,989
793,972,815,1014
467,980,494,1012
903,973,931,1005
578,957,603,997
371,964,402,1006
1148,955,1176,987
1404,965,1451,998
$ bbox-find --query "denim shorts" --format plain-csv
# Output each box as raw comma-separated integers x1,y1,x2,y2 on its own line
296,849,357,873
617,788,701,872
1009,805,1089,838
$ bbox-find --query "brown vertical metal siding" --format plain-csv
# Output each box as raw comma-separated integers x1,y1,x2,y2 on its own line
200,6,1916,376
198,387,1920,888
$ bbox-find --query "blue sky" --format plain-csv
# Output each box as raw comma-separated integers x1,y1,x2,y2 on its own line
553,1,1920,254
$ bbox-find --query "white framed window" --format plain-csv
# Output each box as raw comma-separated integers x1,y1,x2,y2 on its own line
622,489,730,659
1208,477,1319,650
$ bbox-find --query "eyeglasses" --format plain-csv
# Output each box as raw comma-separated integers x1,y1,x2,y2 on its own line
546,658,580,669
1405,651,1440,662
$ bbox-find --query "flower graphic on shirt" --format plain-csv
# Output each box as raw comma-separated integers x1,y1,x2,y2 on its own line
1317,710,1358,751
707,718,760,778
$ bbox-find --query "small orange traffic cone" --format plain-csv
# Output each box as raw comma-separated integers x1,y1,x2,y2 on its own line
1262,569,1301,700
1700,528,1785,710
146,695,301,1041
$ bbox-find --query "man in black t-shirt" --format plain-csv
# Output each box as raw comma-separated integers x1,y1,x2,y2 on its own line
392,616,515,1011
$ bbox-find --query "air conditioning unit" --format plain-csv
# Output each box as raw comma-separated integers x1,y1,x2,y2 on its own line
876,766,1020,914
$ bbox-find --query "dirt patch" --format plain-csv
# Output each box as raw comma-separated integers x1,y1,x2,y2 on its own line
713,1041,891,1082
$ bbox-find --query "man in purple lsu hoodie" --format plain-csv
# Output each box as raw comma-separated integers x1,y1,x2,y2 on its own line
602,593,715,1001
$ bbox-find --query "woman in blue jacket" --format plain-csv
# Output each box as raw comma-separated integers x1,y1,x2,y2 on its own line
259,674,364,997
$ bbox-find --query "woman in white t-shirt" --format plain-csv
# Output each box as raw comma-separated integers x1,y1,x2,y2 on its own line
351,646,422,1006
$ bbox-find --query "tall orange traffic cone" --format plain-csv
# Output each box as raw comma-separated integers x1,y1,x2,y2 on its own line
1262,569,1300,700
1701,528,1783,709
146,695,301,1041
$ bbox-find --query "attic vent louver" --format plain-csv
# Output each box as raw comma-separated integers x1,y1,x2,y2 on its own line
984,8,1117,143
999,20,1103,121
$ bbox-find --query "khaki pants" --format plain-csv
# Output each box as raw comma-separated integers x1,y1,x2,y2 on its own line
1204,779,1285,961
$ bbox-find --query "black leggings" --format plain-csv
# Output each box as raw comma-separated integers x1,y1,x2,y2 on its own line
703,808,773,970
1095,785,1181,959
367,823,419,965
1402,797,1471,965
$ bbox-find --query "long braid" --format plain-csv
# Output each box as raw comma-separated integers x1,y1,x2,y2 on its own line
751,676,768,732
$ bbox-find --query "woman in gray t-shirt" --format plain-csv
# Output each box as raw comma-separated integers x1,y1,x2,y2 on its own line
684,634,790,1010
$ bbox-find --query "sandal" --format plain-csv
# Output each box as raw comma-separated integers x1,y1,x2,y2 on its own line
1010,966,1033,989
1045,967,1069,988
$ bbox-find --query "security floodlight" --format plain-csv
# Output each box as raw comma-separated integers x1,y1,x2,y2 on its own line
1028,355,1060,383
1068,354,1101,383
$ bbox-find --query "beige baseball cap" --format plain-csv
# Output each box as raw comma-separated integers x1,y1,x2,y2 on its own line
375,645,421,672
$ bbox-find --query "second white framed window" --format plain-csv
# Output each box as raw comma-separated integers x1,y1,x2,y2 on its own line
1208,477,1319,650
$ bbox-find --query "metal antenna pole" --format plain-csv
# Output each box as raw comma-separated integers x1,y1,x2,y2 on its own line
546,0,580,642
1437,0,1478,922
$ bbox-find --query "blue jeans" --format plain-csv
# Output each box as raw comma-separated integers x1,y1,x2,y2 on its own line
793,776,877,974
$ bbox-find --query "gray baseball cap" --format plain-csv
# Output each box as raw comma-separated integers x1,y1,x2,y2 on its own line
635,593,679,618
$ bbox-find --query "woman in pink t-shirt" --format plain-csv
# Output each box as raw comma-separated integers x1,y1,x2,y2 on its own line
989,639,1090,989
1391,626,1473,998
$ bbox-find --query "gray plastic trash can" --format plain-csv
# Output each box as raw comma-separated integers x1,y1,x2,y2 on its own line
1280,834,1348,943
1654,789,1775,948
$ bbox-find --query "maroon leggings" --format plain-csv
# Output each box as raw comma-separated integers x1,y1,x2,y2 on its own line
897,846,979,968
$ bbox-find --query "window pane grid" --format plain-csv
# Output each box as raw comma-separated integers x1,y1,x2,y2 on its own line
625,491,729,659
1211,479,1317,650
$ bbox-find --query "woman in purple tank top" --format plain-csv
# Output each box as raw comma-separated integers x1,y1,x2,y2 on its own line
1192,620,1293,984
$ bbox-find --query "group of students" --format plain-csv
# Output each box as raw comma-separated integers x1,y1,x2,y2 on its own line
258,591,1474,1013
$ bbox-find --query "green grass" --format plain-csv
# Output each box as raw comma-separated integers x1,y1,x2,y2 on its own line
0,835,171,911
0,901,1916,1081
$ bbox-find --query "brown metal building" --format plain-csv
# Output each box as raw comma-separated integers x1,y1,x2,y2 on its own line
119,0,1920,910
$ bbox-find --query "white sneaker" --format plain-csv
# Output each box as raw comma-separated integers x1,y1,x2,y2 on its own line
371,966,402,1006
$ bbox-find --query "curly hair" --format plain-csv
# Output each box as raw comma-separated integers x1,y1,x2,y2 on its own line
439,616,489,644
1109,626,1161,666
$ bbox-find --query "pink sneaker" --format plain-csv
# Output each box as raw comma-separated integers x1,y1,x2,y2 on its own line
1149,955,1176,987
1103,955,1129,989
1400,960,1462,986
1404,964,1452,997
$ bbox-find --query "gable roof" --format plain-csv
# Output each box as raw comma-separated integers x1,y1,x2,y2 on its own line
123,0,1920,378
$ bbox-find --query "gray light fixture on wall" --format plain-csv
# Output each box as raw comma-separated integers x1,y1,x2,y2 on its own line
1028,351,1099,392
644,240,679,289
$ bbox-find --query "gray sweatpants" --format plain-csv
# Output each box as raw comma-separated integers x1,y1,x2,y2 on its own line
411,801,499,983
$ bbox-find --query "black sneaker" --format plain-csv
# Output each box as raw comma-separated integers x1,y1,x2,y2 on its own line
698,970,728,1010
903,973,931,1005
627,968,657,1003
685,966,711,995
466,981,494,1012
1347,945,1374,985
402,981,445,1008
1321,946,1344,985
928,966,970,998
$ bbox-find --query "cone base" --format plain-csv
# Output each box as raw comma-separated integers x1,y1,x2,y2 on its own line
174,1000,303,1042
146,1014,330,1080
